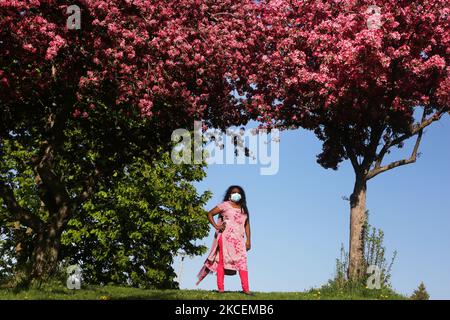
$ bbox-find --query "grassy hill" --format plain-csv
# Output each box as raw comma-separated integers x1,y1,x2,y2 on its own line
0,284,407,300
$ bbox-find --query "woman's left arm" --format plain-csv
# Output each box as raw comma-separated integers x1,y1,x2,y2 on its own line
245,218,251,251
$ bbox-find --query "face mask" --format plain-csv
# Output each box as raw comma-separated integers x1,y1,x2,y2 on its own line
230,192,241,202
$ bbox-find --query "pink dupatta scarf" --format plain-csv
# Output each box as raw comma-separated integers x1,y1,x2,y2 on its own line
195,216,237,286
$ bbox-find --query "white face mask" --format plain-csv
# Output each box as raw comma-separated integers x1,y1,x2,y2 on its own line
230,192,241,202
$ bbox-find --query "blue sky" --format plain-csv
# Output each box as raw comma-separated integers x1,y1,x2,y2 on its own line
173,115,450,299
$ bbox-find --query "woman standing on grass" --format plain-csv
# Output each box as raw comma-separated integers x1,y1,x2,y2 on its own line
195,185,252,295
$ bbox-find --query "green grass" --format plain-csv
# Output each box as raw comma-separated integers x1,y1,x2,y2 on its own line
0,283,408,300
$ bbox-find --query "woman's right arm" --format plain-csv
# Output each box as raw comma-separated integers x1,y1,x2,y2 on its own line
207,206,226,232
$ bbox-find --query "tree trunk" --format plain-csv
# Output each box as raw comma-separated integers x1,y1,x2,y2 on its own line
31,226,62,280
30,204,73,280
347,174,368,281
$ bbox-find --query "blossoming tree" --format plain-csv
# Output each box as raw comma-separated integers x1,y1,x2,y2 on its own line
242,0,449,279
0,0,261,280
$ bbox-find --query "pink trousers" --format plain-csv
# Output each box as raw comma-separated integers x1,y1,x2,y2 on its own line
217,234,249,292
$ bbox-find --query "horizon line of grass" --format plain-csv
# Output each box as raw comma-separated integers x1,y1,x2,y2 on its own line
0,282,408,300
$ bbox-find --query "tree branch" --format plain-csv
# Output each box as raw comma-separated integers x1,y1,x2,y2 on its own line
372,106,446,172
342,128,364,175
344,143,361,173
75,167,102,206
0,178,43,231
33,142,71,206
367,113,428,181
361,125,383,172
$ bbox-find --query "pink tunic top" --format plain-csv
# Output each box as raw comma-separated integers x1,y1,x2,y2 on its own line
196,201,248,285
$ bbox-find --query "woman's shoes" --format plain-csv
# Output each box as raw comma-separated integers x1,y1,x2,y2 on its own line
216,289,254,296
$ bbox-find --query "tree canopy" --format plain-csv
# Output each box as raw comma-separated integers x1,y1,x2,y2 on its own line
0,0,263,281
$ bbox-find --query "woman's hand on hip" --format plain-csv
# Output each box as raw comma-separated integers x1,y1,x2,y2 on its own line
246,239,251,251
216,222,226,232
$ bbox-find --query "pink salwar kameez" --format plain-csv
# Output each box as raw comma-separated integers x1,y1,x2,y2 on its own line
195,201,249,292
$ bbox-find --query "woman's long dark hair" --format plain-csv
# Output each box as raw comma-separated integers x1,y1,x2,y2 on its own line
223,185,249,217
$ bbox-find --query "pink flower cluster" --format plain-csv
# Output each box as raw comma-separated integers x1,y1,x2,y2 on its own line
0,0,448,141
